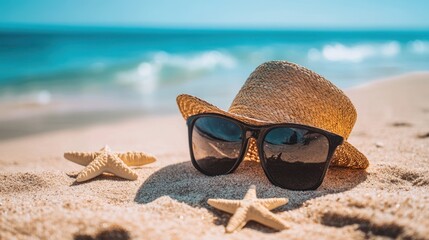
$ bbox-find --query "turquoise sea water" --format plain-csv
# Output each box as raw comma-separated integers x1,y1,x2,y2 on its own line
0,28,428,114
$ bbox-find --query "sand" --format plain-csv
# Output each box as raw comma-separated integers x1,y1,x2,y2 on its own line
1,72,429,240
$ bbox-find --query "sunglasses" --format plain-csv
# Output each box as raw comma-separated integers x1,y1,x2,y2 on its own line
186,113,344,190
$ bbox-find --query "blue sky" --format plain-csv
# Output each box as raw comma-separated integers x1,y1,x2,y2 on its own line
1,0,428,29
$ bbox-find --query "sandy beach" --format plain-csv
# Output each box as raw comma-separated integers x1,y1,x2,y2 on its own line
1,72,429,239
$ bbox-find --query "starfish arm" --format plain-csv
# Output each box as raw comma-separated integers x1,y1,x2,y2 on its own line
243,185,257,200
225,206,250,233
64,152,98,166
207,199,241,214
248,205,289,231
258,198,288,210
106,154,138,180
117,152,156,166
76,154,106,182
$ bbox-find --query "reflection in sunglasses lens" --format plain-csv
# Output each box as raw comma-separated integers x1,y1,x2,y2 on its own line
192,116,243,175
262,127,329,190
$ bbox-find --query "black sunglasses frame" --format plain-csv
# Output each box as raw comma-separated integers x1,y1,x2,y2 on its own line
186,113,344,190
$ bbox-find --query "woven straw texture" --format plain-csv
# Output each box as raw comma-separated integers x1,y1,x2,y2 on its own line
177,61,368,169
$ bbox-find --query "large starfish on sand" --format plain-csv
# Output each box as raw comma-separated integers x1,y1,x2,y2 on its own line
208,185,289,233
64,145,156,182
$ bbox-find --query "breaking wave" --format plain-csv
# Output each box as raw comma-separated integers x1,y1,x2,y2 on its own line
308,41,401,62
408,40,429,54
116,51,236,94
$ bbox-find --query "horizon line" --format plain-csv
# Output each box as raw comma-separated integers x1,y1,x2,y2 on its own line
1,23,429,32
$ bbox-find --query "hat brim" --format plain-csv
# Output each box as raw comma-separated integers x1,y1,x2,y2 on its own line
177,94,369,169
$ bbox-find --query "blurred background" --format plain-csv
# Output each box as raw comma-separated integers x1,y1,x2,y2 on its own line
0,0,428,139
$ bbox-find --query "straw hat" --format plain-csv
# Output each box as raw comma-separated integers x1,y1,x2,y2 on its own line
176,61,368,169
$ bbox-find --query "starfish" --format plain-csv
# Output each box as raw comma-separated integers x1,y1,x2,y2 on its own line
64,145,156,182
64,146,156,167
208,185,289,233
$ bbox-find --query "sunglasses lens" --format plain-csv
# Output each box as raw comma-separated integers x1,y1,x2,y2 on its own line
191,116,243,175
262,127,329,190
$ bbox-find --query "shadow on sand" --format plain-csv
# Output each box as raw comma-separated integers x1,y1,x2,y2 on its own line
134,160,367,211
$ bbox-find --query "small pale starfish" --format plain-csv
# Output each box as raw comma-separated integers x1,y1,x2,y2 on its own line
64,145,156,182
208,185,289,233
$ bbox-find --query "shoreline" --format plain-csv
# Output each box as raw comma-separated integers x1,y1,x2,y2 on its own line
1,71,428,142
346,71,429,90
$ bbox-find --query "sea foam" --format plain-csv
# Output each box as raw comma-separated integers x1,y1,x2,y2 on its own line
408,40,429,54
308,42,401,62
116,51,236,94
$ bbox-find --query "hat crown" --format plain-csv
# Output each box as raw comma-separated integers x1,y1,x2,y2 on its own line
228,61,356,138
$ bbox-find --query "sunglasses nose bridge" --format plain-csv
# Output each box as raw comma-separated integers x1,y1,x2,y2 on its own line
244,127,260,140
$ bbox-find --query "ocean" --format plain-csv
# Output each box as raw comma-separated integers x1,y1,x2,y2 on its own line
0,28,428,115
